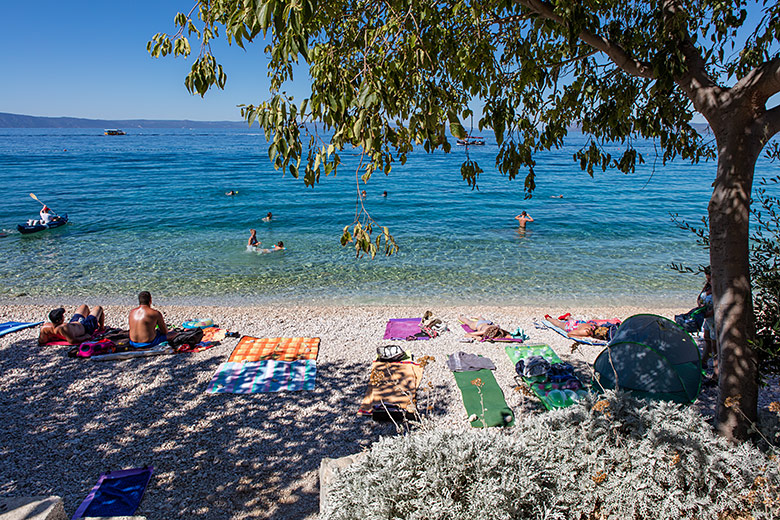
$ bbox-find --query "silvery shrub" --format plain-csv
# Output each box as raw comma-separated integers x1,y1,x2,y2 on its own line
324,391,780,520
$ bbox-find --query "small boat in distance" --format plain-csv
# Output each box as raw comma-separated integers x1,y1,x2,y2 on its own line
456,135,485,146
104,129,126,135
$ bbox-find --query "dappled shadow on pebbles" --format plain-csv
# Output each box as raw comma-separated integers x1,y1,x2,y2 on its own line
0,338,395,520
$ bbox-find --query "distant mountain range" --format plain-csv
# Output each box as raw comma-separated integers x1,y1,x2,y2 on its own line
0,112,247,129
0,111,712,135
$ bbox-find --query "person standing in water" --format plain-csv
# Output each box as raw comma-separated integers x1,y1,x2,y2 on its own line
514,211,534,228
248,229,260,248
262,212,273,222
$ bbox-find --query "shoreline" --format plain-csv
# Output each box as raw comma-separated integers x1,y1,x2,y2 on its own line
0,294,694,310
1,301,719,520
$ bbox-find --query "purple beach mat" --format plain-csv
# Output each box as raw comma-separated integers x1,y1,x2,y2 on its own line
383,318,429,340
71,466,154,520
460,323,525,342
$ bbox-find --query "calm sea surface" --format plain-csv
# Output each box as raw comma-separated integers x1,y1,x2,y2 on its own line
1,128,774,307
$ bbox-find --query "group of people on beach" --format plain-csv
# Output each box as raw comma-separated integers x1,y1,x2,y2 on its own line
38,292,171,349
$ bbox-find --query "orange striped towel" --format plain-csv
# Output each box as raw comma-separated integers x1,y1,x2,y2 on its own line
228,336,320,362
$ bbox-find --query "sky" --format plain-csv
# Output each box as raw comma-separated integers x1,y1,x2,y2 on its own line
1,1,282,121
1,2,773,122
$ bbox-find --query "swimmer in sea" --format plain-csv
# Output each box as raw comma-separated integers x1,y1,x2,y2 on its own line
226,190,238,196
551,195,563,199
248,229,260,248
382,190,388,197
262,212,273,222
514,210,534,228
272,241,284,251
361,190,367,199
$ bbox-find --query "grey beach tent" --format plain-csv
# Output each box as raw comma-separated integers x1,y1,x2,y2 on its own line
593,314,702,403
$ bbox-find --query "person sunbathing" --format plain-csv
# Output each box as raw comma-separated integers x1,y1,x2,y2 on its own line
459,316,513,340
129,291,171,349
545,315,612,340
39,305,104,345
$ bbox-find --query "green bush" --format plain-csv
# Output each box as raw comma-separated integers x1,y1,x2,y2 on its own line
323,392,780,520
752,177,780,374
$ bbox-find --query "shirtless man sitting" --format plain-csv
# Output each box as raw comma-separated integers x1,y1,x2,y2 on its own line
38,305,104,345
128,291,170,348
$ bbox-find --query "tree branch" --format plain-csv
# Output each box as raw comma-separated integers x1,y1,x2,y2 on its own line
517,0,655,79
732,58,780,107
754,104,780,144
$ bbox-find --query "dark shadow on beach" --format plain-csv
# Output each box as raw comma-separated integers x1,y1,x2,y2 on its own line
0,338,423,520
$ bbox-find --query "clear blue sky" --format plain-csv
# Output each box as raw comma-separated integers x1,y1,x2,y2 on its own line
1,2,772,122
1,1,282,121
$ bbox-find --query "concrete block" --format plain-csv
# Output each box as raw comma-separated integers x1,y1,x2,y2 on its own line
0,496,66,520
319,452,364,516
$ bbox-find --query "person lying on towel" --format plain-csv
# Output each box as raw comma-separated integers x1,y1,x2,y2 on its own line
459,315,514,340
128,291,172,348
39,304,105,345
545,315,614,340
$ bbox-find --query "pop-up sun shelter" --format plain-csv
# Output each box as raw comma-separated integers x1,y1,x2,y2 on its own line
593,314,702,403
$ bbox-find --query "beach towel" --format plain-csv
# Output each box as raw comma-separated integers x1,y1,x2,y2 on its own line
383,318,429,340
359,361,423,416
0,321,42,337
460,323,525,342
71,466,153,520
91,345,172,362
504,344,588,410
228,336,320,362
452,368,514,427
206,360,317,393
201,326,228,342
539,318,608,346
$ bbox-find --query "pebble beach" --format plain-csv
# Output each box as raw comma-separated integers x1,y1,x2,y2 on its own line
1,301,738,520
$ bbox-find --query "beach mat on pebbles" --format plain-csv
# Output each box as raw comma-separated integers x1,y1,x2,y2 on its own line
71,466,153,520
452,369,514,428
505,344,588,411
228,336,320,362
359,361,423,416
206,360,317,393
0,321,42,338
383,318,429,340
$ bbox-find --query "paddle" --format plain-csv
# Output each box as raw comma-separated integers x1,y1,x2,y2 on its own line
29,193,60,217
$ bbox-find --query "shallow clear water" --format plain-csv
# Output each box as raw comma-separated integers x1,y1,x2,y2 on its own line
0,128,772,306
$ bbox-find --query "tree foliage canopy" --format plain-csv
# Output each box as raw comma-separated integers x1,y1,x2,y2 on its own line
150,1,777,192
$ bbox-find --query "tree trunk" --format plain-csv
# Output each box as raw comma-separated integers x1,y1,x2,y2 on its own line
709,121,760,441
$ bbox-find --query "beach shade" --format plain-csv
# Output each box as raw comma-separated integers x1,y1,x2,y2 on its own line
593,314,702,404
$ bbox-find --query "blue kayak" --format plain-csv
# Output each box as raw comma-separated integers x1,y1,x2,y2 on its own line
17,214,68,234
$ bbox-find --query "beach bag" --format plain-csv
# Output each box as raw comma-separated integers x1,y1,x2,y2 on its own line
675,307,705,333
77,339,116,358
169,328,203,348
377,345,405,362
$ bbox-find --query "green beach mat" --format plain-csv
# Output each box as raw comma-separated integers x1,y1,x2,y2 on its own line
504,344,588,411
452,369,514,428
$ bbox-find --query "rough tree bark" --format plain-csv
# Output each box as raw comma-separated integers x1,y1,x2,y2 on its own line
708,114,761,438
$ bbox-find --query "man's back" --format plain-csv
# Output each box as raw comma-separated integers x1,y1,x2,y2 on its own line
129,305,163,343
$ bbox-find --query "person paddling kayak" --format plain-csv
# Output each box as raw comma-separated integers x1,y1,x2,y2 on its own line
40,205,54,224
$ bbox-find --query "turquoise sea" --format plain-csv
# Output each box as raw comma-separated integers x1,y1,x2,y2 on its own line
0,128,773,306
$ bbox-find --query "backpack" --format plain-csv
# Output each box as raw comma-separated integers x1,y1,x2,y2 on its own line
169,328,204,348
